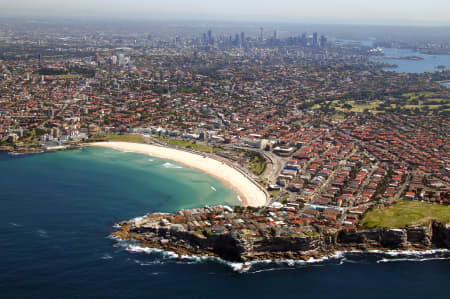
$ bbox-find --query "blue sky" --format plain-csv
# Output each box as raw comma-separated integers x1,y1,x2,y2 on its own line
1,0,449,25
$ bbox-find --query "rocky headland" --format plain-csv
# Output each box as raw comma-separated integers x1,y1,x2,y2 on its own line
113,208,450,263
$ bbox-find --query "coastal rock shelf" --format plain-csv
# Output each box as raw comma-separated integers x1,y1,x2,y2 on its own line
113,206,450,262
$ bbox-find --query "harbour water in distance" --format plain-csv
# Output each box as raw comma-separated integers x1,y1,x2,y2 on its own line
0,147,449,298
373,47,450,73
339,39,450,73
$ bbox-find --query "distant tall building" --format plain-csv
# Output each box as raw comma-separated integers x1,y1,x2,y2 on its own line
118,54,125,66
313,32,318,47
260,27,264,41
111,55,117,65
207,30,212,44
319,35,327,48
240,32,245,46
273,30,279,40
301,33,307,46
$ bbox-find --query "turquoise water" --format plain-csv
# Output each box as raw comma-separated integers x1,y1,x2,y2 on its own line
0,147,449,298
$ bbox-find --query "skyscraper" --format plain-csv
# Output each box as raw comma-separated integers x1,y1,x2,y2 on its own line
274,30,279,40
208,30,212,44
260,27,264,41
301,33,307,46
313,32,318,48
320,35,327,48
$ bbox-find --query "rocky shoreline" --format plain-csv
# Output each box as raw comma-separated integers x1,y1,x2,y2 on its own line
0,144,81,155
112,213,450,263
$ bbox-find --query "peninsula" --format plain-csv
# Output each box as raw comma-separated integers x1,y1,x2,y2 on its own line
113,201,450,263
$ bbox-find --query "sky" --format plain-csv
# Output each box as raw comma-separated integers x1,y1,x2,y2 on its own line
0,0,449,26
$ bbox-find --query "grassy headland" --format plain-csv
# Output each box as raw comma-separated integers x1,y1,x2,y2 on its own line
360,200,450,229
89,133,145,143
154,136,218,153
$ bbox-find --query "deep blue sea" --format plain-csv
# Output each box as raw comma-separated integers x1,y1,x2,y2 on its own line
0,147,449,299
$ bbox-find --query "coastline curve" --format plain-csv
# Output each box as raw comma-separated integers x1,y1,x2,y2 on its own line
89,141,268,207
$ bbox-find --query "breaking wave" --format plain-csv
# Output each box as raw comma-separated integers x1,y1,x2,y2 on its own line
110,235,450,274
9,222,23,227
377,257,449,263
101,254,113,260
36,229,49,238
162,162,182,169
372,249,450,263
110,235,345,273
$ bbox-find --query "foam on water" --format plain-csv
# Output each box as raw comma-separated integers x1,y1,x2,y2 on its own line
112,235,350,273
9,222,23,227
130,216,146,224
101,254,113,260
368,249,449,256
377,257,450,263
133,259,163,266
113,234,450,274
162,162,182,169
36,229,49,238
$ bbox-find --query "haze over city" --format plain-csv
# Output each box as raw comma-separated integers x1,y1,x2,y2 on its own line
1,0,450,25
0,0,449,297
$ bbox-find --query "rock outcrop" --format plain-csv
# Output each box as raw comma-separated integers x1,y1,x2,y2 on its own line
337,225,433,249
116,222,450,262
432,222,450,248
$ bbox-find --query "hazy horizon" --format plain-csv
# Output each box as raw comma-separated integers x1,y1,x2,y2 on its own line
1,0,449,26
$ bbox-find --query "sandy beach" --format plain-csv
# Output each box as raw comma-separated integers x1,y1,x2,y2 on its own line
89,142,267,207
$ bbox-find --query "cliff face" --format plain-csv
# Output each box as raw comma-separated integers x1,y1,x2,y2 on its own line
432,222,450,248
121,222,450,262
253,236,323,252
337,225,432,249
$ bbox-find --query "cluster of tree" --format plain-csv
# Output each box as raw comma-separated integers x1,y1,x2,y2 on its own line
37,66,95,77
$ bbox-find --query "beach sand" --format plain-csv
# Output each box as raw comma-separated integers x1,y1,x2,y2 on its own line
89,142,267,207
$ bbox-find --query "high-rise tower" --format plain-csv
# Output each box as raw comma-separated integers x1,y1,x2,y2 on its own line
313,32,318,47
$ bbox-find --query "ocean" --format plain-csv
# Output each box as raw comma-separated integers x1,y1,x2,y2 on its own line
0,147,449,299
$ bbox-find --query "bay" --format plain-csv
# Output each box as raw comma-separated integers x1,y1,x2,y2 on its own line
0,147,448,299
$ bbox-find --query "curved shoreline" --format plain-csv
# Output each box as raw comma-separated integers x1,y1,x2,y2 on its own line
89,141,268,207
